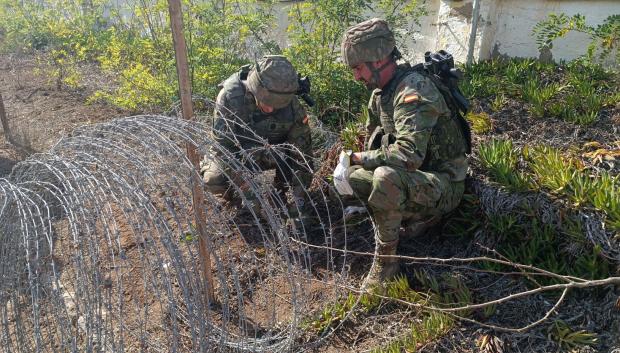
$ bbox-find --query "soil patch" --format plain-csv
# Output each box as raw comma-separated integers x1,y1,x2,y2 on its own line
0,54,127,169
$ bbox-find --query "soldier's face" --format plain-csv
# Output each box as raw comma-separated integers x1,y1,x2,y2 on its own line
256,100,275,114
352,58,395,89
352,63,374,88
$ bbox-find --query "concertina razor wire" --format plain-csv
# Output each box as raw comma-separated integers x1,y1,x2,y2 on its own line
0,104,367,352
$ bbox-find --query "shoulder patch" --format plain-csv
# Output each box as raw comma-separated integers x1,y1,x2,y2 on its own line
403,94,419,104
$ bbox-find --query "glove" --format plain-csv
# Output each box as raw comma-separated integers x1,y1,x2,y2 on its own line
333,150,354,196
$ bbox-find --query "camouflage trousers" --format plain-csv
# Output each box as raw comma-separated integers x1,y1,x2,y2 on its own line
348,166,464,243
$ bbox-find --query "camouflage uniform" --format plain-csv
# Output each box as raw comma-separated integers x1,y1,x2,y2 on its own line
348,65,468,243
341,18,469,285
202,56,313,213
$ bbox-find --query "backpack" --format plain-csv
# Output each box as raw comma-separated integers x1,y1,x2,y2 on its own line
411,50,473,154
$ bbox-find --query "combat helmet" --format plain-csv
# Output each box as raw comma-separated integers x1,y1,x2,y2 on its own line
246,55,299,109
341,18,395,67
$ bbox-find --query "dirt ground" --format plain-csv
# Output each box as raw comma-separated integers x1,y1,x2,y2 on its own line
0,54,128,175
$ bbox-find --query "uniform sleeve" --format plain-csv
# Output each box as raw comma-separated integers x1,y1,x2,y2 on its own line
359,74,448,171
287,98,312,157
281,99,313,188
213,88,258,152
366,91,381,133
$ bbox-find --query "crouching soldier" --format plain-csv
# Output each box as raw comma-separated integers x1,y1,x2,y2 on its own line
201,55,315,227
335,19,469,286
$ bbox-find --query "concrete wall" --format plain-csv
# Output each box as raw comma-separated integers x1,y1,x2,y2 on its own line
488,0,619,64
408,0,619,66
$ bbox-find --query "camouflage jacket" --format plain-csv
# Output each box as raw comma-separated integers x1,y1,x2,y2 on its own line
213,70,311,156
359,65,468,182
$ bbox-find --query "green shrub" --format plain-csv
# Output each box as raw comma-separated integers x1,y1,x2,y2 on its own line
534,13,620,63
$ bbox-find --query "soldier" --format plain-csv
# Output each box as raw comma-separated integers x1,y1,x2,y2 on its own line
336,18,469,286
201,55,314,226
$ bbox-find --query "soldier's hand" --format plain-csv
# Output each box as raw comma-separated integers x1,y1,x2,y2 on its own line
199,155,211,175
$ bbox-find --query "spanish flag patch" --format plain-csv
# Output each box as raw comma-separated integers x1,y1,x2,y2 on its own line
403,94,419,104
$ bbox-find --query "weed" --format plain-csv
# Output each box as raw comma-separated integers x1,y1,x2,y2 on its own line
305,276,420,335
568,173,593,206
474,139,615,281
562,216,587,245
478,139,531,191
482,206,611,282
548,320,598,350
341,121,364,152
570,111,599,125
413,269,440,294
482,303,497,319
521,79,561,118
180,232,195,242
340,106,369,152
547,102,571,119
386,276,427,303
604,92,620,106
588,171,620,231
371,272,463,353
525,145,575,193
442,193,482,237
487,214,518,236
461,62,504,98
466,111,493,134
371,311,453,353
305,292,359,333
490,94,507,112
504,59,537,85
574,245,610,280
442,274,472,316
464,57,610,127
565,58,608,82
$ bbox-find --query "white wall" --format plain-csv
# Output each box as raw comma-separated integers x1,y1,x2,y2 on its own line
488,0,619,64
418,0,619,66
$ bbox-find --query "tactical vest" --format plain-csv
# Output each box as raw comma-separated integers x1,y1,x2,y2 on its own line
221,66,298,145
370,67,413,136
370,65,472,154
369,65,469,179
250,106,296,144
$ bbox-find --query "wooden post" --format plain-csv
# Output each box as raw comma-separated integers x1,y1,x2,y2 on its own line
167,0,216,304
0,92,13,144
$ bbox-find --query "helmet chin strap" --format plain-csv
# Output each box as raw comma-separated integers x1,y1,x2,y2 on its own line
364,60,393,89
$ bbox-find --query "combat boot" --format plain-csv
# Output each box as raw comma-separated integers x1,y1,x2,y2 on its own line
364,239,400,290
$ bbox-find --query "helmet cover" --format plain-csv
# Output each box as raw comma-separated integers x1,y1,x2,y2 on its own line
246,55,299,109
341,18,395,67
